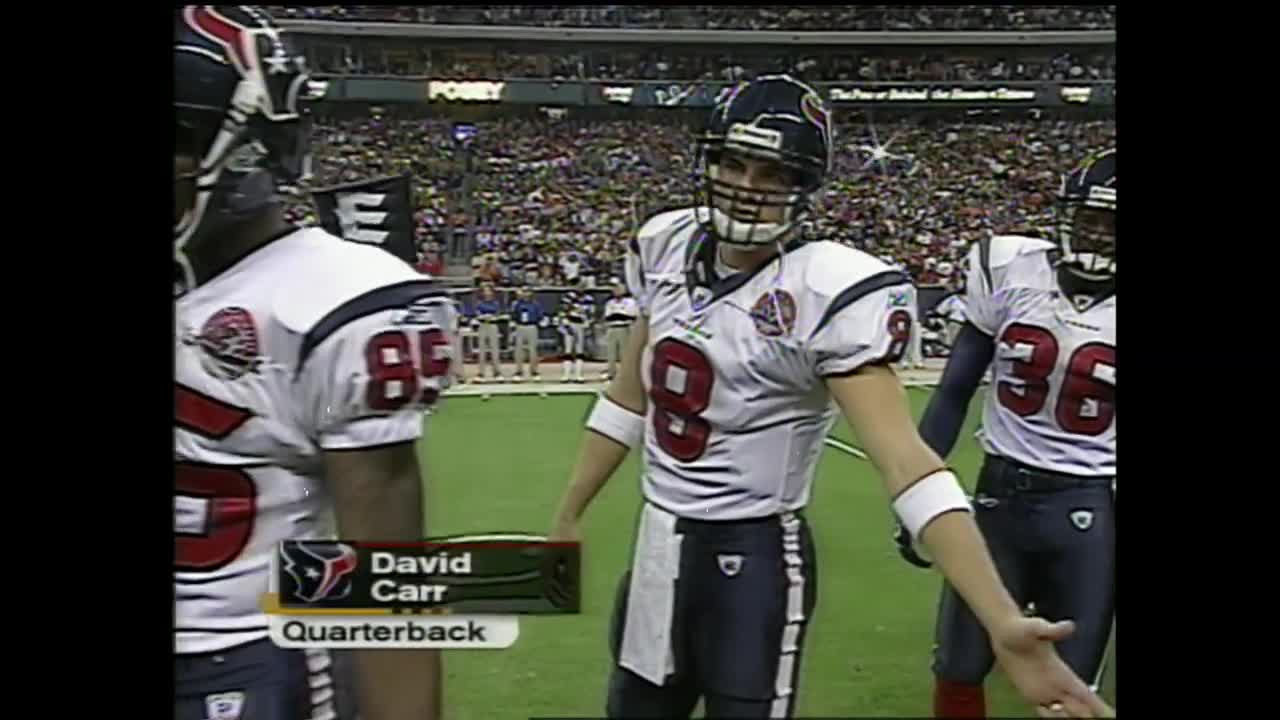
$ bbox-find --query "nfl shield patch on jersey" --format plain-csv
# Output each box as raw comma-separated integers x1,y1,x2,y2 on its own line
204,691,245,720
1069,509,1094,531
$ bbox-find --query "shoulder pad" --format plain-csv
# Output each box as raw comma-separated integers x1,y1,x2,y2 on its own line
979,234,1055,271
272,229,423,334
800,241,903,298
971,234,1054,293
630,207,697,256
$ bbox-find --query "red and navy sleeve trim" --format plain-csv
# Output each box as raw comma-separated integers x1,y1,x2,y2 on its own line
809,270,912,339
296,280,445,373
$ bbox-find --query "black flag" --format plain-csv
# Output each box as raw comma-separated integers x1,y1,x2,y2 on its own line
311,173,417,265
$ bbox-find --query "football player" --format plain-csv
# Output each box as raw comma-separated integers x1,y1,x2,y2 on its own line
175,8,448,720
905,149,1116,719
558,290,590,383
548,76,1113,719
474,283,506,382
510,286,546,383
601,279,640,381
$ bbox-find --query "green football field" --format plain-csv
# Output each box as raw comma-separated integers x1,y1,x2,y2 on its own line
417,386,1115,719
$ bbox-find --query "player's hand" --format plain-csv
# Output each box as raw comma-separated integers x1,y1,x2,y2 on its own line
990,615,1115,718
548,517,580,545
893,520,933,569
543,519,581,611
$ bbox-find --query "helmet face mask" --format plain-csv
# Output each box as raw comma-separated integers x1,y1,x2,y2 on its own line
1060,203,1115,279
700,145,811,246
694,76,832,248
1056,149,1116,283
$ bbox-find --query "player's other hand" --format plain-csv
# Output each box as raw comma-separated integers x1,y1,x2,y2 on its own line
991,616,1115,718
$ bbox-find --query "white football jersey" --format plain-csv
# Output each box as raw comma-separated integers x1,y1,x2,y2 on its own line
966,235,1115,476
626,209,917,520
175,228,456,654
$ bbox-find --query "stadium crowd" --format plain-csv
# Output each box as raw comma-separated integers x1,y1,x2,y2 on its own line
269,5,1117,31
298,38,1115,84
287,111,1115,288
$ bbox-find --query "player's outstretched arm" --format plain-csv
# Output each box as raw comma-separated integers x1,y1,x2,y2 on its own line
918,322,995,457
550,315,649,540
827,366,1112,718
325,443,442,720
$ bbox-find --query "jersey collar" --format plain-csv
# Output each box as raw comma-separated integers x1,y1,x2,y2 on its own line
684,230,805,310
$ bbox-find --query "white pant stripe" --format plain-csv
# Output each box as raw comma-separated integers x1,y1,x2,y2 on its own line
770,512,805,719
304,648,337,720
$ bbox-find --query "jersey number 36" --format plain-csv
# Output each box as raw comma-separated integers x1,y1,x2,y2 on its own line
997,323,1116,435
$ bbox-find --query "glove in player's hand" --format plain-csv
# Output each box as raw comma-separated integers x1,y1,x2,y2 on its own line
893,520,933,569
991,616,1116,718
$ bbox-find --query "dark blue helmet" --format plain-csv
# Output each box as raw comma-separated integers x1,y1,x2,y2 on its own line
1057,148,1116,280
174,6,312,289
695,75,833,246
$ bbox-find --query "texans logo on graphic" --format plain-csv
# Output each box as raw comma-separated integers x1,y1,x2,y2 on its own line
281,541,359,603
189,307,263,380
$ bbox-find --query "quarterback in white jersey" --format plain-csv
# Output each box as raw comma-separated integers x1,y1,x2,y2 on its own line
623,207,915,520
175,8,444,719
549,76,1112,720
911,149,1116,719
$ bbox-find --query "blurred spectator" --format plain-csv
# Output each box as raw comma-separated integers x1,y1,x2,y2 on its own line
416,242,444,276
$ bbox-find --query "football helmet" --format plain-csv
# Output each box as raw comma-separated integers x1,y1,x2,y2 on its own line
1056,148,1116,281
174,6,312,290
694,75,833,246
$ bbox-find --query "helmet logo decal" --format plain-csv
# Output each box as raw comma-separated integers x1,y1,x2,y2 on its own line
800,92,829,134
184,6,255,75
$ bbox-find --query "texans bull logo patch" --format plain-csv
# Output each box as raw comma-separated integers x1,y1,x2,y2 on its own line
750,290,797,337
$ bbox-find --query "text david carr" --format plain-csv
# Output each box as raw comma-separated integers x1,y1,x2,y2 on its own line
368,550,474,604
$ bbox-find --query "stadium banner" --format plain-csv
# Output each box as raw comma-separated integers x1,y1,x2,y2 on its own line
502,79,590,105
823,82,1112,107
311,174,418,264
427,79,507,103
590,81,733,107
322,77,1113,108
263,535,579,649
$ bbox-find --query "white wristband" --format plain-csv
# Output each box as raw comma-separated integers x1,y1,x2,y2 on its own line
585,393,645,449
893,469,972,539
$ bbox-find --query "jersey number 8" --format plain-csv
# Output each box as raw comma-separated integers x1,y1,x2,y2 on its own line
649,338,714,462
